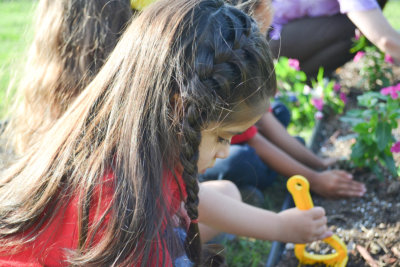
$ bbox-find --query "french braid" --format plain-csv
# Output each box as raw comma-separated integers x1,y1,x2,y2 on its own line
178,1,275,265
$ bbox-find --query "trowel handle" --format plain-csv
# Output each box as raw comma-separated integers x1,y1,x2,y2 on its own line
287,175,313,210
288,176,349,266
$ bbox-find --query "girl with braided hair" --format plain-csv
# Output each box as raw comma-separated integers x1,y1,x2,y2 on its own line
0,0,331,265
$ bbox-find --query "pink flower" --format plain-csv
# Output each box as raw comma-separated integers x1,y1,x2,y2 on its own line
311,98,324,111
390,141,400,153
353,51,365,63
333,83,341,93
381,86,392,95
394,83,400,92
288,58,300,71
354,29,361,41
303,85,311,95
315,111,323,120
381,85,399,99
340,92,347,104
385,54,394,64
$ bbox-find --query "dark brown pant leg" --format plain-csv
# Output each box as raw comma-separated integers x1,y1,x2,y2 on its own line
268,14,356,78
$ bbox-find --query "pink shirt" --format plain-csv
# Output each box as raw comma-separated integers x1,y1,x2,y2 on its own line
270,0,380,40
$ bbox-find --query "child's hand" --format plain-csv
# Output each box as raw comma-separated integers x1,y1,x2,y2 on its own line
277,207,332,243
312,170,366,198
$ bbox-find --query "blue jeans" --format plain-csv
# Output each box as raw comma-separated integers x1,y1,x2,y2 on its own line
200,102,291,190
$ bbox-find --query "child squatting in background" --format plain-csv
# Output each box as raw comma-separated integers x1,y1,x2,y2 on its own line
0,0,331,265
268,0,399,77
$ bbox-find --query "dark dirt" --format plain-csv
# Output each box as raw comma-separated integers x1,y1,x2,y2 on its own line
276,60,400,267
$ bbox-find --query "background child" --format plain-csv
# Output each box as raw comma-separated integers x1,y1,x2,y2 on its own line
268,0,399,77
4,0,133,154
0,0,330,265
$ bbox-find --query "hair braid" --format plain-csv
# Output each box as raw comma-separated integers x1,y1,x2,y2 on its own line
179,103,203,264
176,3,274,266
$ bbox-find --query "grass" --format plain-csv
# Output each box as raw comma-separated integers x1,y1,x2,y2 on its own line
222,237,272,267
384,0,400,30
0,0,36,118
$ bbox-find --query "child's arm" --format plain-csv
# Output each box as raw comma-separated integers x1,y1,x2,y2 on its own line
256,112,332,169
247,132,365,198
347,8,400,64
198,184,332,243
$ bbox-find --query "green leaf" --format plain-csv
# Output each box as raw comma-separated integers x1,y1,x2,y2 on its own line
371,163,384,181
362,109,374,118
340,116,364,126
383,154,397,176
357,92,382,107
350,35,368,53
345,109,364,117
317,67,324,82
353,123,370,134
376,122,391,151
351,141,365,159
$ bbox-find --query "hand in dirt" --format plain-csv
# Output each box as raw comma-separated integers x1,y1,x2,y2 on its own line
277,207,332,244
312,170,366,198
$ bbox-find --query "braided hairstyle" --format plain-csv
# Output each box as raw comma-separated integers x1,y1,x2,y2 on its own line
225,0,261,16
172,0,276,264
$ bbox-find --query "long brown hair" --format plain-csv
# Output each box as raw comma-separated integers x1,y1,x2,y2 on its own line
5,0,132,153
0,0,276,265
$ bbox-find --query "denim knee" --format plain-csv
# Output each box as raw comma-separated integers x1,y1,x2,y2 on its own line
200,144,277,190
272,102,291,128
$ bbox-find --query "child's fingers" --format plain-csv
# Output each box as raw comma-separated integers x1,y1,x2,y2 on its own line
312,223,334,241
308,207,326,219
313,224,328,237
319,230,333,240
333,169,353,179
337,179,366,197
313,215,327,228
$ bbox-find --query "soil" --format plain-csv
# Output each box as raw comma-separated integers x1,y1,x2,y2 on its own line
276,60,400,267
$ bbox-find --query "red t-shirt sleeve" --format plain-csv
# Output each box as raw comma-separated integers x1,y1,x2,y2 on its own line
230,125,257,144
0,170,188,266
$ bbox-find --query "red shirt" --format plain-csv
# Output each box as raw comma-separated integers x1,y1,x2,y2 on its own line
0,170,188,266
231,125,258,144
230,107,273,144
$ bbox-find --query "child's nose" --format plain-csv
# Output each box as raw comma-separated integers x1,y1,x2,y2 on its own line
216,144,230,159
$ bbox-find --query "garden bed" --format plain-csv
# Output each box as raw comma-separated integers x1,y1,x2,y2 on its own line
275,60,400,267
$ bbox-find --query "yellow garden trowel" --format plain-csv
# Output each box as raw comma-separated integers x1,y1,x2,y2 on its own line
287,175,348,267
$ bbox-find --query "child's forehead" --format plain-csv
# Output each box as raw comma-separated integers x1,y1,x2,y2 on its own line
204,113,262,134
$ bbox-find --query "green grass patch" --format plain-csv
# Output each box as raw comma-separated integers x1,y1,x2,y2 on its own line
222,237,271,267
384,0,400,30
0,0,36,119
